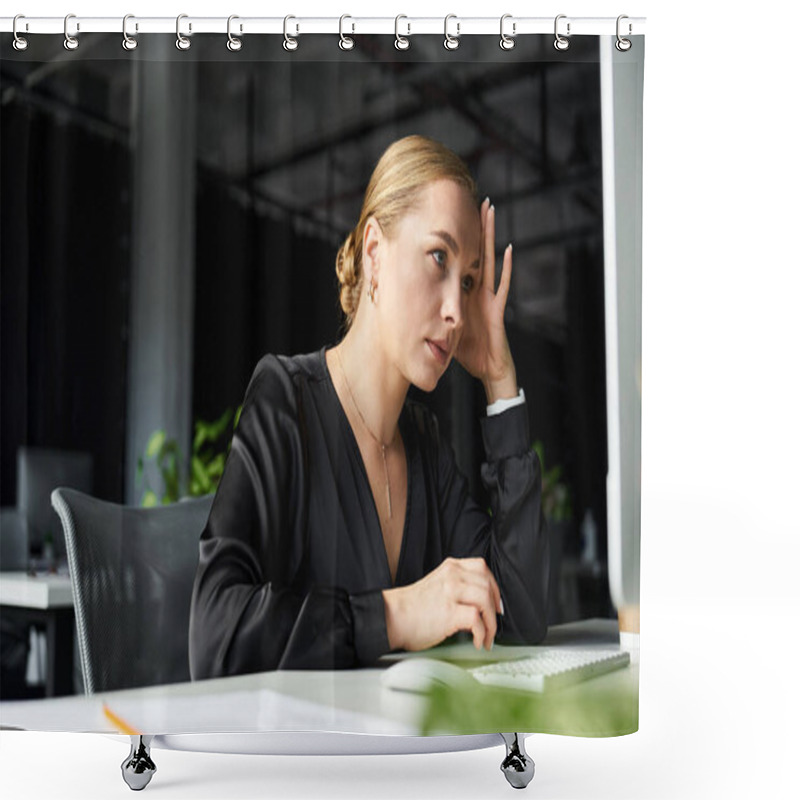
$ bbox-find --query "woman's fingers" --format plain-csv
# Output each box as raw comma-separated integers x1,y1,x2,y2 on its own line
477,199,486,281
398,557,505,652
440,557,503,650
453,579,498,649
480,197,489,269
481,196,489,232
451,603,488,651
483,202,496,293
453,557,504,615
497,243,513,308
457,569,503,633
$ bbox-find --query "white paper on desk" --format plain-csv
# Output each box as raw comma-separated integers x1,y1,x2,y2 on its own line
102,687,410,736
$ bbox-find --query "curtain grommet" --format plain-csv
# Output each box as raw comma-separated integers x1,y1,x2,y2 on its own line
615,15,632,51
176,14,191,50
227,15,242,51
444,14,460,51
500,14,516,51
339,14,355,51
64,13,79,51
12,15,29,51
283,15,299,51
554,15,571,51
394,15,410,50
122,14,138,51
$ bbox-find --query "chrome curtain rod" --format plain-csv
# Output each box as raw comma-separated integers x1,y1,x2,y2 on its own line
1,15,646,38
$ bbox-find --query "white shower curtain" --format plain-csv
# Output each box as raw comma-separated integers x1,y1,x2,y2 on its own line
0,9,643,746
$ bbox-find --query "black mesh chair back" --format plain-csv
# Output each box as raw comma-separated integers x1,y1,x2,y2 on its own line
51,488,213,694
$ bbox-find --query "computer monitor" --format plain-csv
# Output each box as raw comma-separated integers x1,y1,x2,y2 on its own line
0,509,28,571
16,447,93,561
600,37,643,631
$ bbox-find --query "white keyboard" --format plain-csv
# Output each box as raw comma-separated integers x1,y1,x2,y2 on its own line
468,648,630,693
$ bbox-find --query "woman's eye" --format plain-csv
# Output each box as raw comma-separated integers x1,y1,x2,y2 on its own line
431,250,446,269
461,275,475,293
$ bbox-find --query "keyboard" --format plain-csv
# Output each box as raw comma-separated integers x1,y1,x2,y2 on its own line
468,648,630,693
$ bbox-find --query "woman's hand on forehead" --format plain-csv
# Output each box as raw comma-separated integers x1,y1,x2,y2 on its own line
454,198,517,401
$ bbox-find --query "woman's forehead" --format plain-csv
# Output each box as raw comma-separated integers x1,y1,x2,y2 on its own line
406,181,480,248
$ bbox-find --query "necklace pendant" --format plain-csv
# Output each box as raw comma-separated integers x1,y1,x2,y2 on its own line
381,444,392,519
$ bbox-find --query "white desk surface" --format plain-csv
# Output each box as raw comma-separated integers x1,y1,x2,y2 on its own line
0,618,637,736
0,571,74,609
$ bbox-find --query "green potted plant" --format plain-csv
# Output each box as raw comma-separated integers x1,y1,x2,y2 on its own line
531,440,573,523
137,406,241,506
532,440,573,624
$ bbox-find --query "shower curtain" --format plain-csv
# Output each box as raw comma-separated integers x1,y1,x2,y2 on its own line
1,19,643,742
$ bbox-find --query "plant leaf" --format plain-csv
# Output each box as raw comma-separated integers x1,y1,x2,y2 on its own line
163,452,180,503
207,408,233,442
192,455,210,493
193,422,208,453
207,452,226,479
146,430,167,459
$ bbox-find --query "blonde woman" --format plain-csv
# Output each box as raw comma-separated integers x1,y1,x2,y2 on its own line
189,135,549,677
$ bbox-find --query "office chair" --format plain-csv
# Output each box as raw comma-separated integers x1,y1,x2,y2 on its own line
51,488,214,790
51,488,213,696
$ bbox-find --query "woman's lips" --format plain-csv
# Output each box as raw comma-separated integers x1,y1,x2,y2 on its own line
426,339,449,366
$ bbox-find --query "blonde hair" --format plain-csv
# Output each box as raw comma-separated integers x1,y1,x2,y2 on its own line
335,135,479,330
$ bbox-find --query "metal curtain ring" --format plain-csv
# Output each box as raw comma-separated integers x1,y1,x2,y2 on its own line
500,14,515,50
554,14,570,51
64,13,79,51
616,15,632,51
339,15,355,50
176,14,191,50
283,15,299,51
12,14,29,51
444,14,460,51
122,15,138,51
227,15,242,51
394,15,410,51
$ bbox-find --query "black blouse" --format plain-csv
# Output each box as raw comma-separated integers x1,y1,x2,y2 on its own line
189,347,549,678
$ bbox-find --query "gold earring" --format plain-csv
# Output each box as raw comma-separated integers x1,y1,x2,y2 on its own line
367,276,377,303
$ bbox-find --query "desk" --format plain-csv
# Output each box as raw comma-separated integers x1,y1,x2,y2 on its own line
0,572,75,698
0,618,637,739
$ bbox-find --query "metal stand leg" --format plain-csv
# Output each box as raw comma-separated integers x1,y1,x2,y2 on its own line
121,735,156,791
500,733,535,789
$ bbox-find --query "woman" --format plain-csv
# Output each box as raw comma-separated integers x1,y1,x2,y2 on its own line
189,135,548,678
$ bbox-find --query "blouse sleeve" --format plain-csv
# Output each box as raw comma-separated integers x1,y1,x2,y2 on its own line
188,355,386,679
435,401,550,645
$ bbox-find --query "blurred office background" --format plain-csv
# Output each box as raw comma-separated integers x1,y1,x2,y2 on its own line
1,34,612,682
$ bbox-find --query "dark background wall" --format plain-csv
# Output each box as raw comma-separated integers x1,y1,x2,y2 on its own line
1,102,130,505
1,34,610,620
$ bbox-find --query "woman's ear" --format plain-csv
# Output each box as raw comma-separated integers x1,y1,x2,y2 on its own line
363,216,383,281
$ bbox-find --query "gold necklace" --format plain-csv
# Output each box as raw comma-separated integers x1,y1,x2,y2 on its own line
335,347,395,519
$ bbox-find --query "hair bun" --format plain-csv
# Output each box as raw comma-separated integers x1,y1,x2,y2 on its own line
336,230,361,318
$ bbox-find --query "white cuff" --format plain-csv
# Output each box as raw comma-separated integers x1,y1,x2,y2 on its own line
486,388,526,417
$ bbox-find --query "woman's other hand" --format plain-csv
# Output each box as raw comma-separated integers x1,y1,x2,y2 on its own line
455,198,518,404
382,557,504,652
